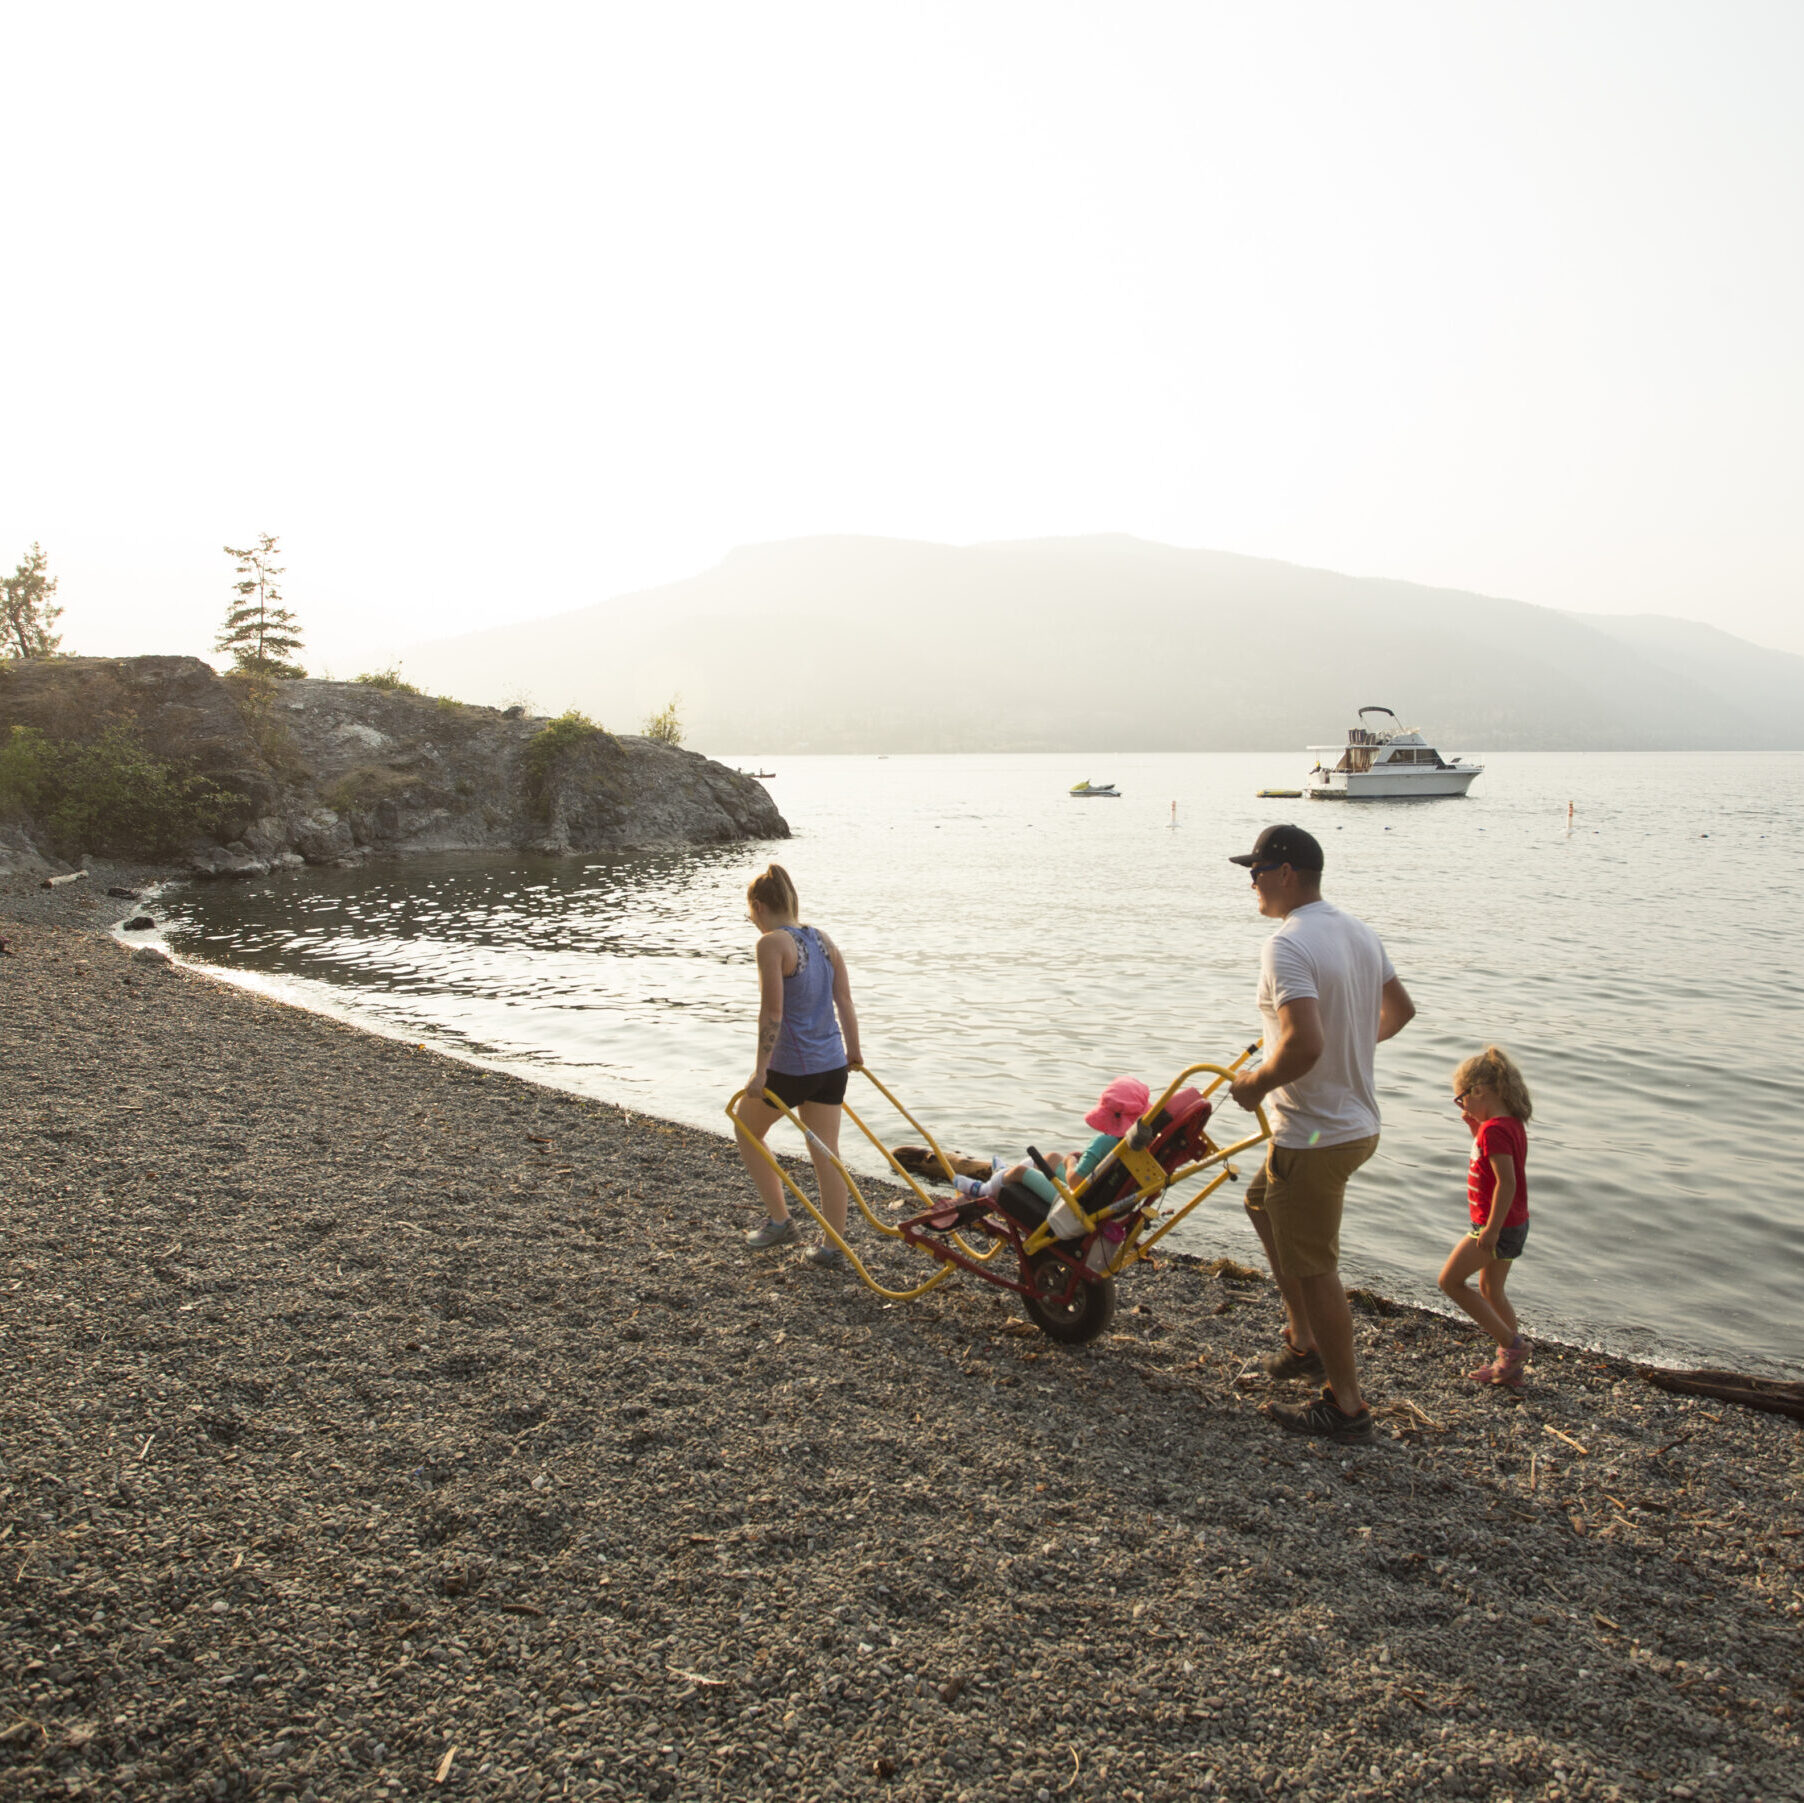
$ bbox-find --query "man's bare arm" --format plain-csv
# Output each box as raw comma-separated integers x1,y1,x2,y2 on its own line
1229,997,1323,1111
1378,976,1415,1042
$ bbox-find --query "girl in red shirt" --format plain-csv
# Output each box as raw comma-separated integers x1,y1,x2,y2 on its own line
1437,1046,1533,1388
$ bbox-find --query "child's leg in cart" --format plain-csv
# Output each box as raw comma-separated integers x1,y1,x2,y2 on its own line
734,1092,791,1224
799,1101,850,1237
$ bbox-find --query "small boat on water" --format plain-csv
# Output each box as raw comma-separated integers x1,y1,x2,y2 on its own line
736,768,777,779
1069,780,1120,798
1305,707,1482,800
1257,788,1303,799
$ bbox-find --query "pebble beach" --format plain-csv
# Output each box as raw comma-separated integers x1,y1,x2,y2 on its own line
2,878,1800,1803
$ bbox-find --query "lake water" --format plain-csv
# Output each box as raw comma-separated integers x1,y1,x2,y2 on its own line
154,751,1804,1377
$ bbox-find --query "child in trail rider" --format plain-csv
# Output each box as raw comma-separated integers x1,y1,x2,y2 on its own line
952,1077,1149,1224
896,1077,1206,1238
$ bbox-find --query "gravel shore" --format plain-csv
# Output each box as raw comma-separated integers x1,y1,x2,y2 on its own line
2,893,1799,1803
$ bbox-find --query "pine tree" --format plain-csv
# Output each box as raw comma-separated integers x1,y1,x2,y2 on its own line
216,535,305,678
2,542,63,659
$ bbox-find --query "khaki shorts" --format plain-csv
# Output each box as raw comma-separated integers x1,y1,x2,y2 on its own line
1244,1135,1378,1279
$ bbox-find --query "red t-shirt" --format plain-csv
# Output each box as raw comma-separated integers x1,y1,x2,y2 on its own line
1466,1115,1529,1229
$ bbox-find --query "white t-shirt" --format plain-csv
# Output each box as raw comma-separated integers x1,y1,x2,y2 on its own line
1255,899,1396,1149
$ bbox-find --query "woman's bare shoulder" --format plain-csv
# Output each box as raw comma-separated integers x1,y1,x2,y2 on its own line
755,928,796,972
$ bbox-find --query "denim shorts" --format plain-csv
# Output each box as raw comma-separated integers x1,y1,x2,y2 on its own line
1468,1220,1529,1261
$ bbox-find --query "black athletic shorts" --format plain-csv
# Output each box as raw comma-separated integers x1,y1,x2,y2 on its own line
765,1065,849,1108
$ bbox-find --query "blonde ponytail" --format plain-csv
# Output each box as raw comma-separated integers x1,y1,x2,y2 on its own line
746,863,800,920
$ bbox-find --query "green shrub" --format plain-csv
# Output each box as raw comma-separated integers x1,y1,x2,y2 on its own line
522,709,607,820
0,722,49,813
642,696,684,745
223,671,310,783
354,666,422,695
0,720,231,857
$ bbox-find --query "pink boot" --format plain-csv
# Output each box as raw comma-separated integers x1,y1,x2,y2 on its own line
1468,1336,1528,1388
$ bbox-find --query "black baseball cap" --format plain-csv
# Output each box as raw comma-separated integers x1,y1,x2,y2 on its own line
1228,823,1324,871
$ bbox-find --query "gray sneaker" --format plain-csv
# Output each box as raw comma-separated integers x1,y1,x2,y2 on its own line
1266,1387,1374,1444
745,1217,799,1250
803,1243,846,1269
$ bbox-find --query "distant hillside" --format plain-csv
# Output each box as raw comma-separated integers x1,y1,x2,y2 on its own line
400,536,1804,753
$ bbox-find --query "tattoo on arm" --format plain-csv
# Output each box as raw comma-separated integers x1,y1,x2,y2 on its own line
757,1017,780,1063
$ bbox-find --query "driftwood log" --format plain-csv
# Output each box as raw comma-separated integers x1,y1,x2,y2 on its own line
1639,1366,1804,1423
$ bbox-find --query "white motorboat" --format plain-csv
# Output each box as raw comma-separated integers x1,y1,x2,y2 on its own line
1304,707,1482,800
1069,780,1120,798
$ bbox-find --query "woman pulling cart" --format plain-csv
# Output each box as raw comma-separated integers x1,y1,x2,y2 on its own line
732,863,862,1268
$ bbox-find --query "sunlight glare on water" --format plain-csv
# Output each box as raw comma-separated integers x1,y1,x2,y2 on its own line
160,751,1804,1376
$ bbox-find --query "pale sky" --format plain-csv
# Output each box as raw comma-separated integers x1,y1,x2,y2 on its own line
3,0,1800,672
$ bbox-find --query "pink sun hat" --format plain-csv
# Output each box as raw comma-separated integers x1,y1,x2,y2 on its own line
1085,1076,1150,1135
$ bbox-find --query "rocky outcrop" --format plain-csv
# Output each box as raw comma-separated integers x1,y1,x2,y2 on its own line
0,657,787,875
0,824,59,881
1,655,280,831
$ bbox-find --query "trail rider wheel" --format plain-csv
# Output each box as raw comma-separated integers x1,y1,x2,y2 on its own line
1021,1249,1118,1345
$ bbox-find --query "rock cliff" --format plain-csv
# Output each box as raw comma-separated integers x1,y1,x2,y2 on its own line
0,656,787,876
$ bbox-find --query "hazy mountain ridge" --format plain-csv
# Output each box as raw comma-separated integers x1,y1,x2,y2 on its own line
401,536,1804,753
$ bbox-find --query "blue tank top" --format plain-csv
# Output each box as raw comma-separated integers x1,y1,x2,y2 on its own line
770,925,845,1075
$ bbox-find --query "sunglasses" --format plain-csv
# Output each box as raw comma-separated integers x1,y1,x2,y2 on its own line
1454,1085,1479,1109
1248,861,1285,881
